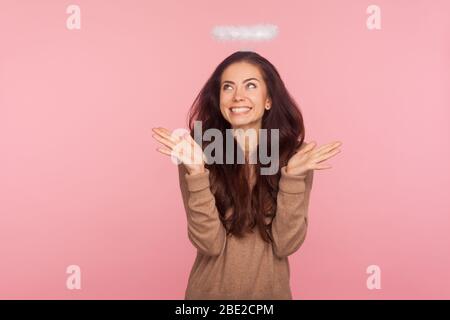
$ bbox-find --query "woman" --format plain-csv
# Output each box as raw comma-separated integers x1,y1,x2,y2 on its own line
152,51,342,299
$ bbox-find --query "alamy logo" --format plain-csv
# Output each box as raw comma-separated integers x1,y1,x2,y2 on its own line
366,5,381,30
170,121,280,175
366,264,382,290
66,5,81,30
66,265,81,290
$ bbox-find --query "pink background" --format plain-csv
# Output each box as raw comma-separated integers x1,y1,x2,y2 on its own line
1,0,449,299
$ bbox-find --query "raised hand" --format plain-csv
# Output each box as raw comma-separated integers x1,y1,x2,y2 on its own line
151,127,206,175
286,141,343,176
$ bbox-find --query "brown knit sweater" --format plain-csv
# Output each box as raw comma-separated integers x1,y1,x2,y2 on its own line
178,162,314,300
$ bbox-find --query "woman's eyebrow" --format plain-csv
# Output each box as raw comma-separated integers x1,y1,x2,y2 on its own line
222,78,260,85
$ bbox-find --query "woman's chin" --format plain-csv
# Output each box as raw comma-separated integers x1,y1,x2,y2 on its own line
231,124,262,133
230,121,251,128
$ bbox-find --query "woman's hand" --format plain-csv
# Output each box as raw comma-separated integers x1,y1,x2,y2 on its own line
286,140,343,176
152,127,206,175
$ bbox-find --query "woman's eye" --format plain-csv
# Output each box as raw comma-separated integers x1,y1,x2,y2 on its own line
223,83,256,90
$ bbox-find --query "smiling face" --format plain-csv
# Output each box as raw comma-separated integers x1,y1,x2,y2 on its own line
219,61,272,132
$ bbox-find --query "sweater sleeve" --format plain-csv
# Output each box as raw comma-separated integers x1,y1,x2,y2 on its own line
177,164,227,257
271,165,314,258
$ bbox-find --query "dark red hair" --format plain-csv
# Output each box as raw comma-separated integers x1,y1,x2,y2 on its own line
186,51,305,243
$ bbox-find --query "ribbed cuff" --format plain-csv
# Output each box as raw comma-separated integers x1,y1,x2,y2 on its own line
184,168,211,192
278,166,308,194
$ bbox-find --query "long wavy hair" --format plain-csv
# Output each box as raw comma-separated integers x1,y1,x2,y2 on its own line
186,51,305,243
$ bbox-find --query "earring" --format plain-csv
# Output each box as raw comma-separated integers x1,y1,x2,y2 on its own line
265,105,271,110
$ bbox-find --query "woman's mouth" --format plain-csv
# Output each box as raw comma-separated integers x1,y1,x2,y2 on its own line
230,106,252,115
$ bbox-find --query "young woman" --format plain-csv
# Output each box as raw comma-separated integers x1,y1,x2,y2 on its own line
152,51,342,299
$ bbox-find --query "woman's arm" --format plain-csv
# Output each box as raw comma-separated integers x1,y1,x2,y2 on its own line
178,164,227,257
271,165,314,258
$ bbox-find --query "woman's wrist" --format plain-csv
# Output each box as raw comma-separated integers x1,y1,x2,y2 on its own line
285,165,308,176
187,166,206,176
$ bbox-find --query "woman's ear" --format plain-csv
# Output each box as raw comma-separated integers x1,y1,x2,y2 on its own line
265,99,271,110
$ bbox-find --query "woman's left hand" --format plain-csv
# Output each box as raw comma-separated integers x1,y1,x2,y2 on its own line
286,140,343,176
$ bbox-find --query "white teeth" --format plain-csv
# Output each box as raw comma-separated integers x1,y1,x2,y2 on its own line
230,107,251,113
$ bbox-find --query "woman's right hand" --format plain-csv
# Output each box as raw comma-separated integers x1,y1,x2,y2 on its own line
152,127,206,175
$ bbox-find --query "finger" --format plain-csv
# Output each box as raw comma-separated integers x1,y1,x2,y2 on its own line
314,141,342,155
152,127,172,136
172,139,199,165
183,132,201,148
158,127,180,141
152,127,181,144
156,147,174,157
315,148,341,163
152,133,178,149
298,141,316,154
183,133,205,160
152,130,179,146
313,163,333,170
157,147,186,165
181,139,205,164
311,143,341,160
184,139,207,164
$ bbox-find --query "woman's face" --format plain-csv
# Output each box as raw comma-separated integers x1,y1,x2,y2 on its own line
219,62,271,132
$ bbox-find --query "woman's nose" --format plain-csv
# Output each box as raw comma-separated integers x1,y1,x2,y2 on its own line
233,87,246,101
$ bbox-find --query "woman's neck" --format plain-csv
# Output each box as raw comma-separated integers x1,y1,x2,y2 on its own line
232,126,260,162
